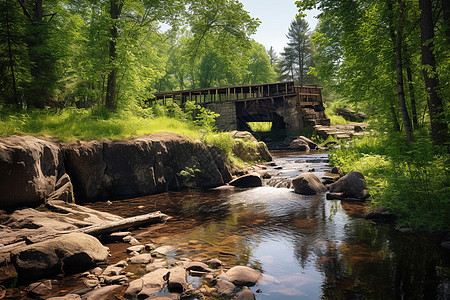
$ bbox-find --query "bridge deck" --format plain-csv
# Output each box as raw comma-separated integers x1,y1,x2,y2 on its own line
151,81,323,106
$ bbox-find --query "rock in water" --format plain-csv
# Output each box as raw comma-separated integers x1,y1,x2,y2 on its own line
167,266,188,293
224,266,263,286
216,279,236,295
125,268,170,298
328,171,369,199
63,134,232,202
297,136,319,150
289,138,310,151
292,172,327,195
229,173,262,188
11,233,109,280
236,286,256,300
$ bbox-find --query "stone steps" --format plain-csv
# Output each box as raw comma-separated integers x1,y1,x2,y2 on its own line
314,123,370,141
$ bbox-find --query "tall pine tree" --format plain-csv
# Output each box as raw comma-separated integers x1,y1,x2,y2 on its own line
280,18,314,85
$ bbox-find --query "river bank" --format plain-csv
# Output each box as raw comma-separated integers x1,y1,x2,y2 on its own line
1,135,449,299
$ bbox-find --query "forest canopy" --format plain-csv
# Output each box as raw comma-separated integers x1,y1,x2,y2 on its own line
0,0,279,111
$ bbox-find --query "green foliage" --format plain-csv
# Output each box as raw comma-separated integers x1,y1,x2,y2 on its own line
331,134,450,231
201,132,235,156
247,122,272,132
279,17,315,84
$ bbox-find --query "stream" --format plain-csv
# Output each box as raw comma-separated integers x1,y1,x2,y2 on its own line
81,151,450,299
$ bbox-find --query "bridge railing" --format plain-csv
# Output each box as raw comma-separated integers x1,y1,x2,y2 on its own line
151,82,298,106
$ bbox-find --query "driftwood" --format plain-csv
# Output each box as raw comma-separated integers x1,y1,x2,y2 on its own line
20,211,170,245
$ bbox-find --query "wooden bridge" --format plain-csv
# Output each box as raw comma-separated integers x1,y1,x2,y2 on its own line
152,81,330,134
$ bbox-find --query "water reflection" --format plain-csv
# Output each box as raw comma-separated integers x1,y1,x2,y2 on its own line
86,153,450,299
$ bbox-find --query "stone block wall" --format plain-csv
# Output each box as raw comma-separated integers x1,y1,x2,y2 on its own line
204,102,238,131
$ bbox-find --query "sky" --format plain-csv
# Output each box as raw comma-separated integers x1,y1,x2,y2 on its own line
240,0,320,54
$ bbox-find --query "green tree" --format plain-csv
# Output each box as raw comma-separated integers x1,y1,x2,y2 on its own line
280,17,314,85
246,41,277,84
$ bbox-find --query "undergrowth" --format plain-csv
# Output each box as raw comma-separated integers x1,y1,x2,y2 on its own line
0,103,267,167
330,133,450,231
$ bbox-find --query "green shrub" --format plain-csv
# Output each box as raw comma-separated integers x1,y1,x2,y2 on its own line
330,133,450,231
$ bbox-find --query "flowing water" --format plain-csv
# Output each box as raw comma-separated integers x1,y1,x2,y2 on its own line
83,151,450,299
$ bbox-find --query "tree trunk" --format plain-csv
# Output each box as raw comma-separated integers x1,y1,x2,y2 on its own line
6,0,18,106
105,0,121,111
403,44,418,127
395,0,414,143
419,0,448,146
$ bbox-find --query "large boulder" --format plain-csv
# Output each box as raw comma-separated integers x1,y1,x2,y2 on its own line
297,136,319,150
0,135,66,210
336,108,366,122
292,172,327,195
328,171,369,199
229,173,262,188
63,134,233,201
289,138,310,151
11,233,109,280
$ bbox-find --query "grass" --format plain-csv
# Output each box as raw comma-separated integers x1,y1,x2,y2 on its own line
330,133,450,231
0,106,271,168
247,122,272,132
0,107,201,142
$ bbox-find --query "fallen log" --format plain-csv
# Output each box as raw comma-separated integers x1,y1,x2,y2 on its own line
24,211,171,245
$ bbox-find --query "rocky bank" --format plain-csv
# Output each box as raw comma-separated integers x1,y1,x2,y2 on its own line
0,132,271,211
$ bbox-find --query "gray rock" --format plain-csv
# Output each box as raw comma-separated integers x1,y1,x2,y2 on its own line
229,173,262,188
101,275,128,285
152,245,175,256
11,233,109,280
441,242,450,250
330,166,344,176
127,245,145,254
125,268,169,298
292,172,327,195
224,266,262,286
207,258,223,269
185,261,213,273
26,280,52,297
91,267,103,276
81,284,122,299
329,171,369,199
83,279,100,289
336,108,366,122
63,134,232,202
146,259,168,272
167,266,189,293
236,286,256,300
365,206,395,222
216,279,236,295
128,253,153,264
0,135,65,210
289,138,310,151
297,136,319,150
102,263,126,276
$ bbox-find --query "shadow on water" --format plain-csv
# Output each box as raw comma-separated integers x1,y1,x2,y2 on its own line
83,152,450,299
